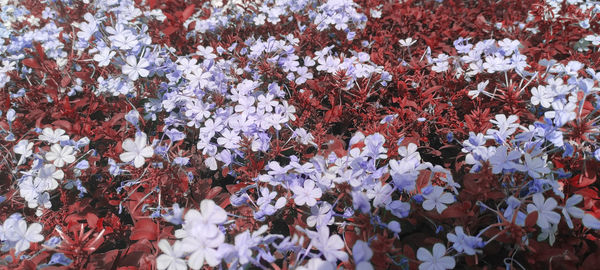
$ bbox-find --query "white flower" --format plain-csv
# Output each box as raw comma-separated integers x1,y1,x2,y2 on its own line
156,240,187,270
45,144,76,168
309,226,348,262
181,233,223,269
585,34,600,46
468,80,490,99
431,61,449,72
182,200,228,239
38,128,69,143
19,177,45,207
527,193,561,229
176,58,198,75
417,243,455,270
93,47,116,67
399,37,417,47
14,139,33,165
119,132,154,168
296,258,336,270
530,86,553,108
177,200,228,269
76,13,98,40
35,164,63,191
253,14,266,25
366,182,393,207
216,129,241,149
5,220,44,254
398,143,420,163
498,38,520,56
422,186,455,214
306,202,334,228
122,55,150,81
197,45,217,60
483,55,509,73
292,180,322,207
111,29,138,50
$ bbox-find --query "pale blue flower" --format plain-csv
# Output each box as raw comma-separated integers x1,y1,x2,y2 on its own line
447,226,484,255
527,193,561,229
417,243,455,270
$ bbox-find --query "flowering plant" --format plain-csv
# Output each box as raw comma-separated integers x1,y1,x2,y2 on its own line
1,0,600,269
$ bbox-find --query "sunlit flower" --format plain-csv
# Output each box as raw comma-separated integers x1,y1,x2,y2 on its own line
5,220,44,254
39,128,69,144
156,240,187,270
119,132,154,168
292,180,322,207
45,144,76,168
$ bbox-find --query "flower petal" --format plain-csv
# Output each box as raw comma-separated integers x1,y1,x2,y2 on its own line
120,152,137,163
122,138,137,152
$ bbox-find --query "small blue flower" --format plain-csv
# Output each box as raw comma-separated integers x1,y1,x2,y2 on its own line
48,253,72,266
44,236,62,248
413,194,424,203
75,160,89,170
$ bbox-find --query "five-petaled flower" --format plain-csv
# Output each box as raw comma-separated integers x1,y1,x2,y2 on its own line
6,220,44,254
422,186,455,214
45,144,76,168
156,239,187,270
527,193,561,229
119,132,154,168
292,180,322,207
417,243,455,270
39,128,70,144
122,55,150,81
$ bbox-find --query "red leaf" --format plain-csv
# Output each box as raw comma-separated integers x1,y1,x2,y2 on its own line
416,170,431,192
130,219,158,241
22,58,42,69
52,120,72,131
525,211,538,228
569,171,596,188
207,186,223,200
148,0,157,8
86,213,99,229
343,228,359,248
323,105,342,123
181,5,196,21
34,42,46,61
441,203,466,218
162,26,179,36
422,85,442,97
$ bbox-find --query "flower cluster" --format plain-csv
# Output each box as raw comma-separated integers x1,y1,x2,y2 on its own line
1,0,600,269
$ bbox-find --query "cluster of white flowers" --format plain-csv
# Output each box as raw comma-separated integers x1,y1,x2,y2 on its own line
431,38,528,80
0,214,45,254
14,128,89,215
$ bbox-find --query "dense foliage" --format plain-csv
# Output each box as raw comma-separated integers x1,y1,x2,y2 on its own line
1,0,600,269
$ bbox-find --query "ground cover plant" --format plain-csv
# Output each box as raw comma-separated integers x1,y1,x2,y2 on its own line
1,0,600,269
